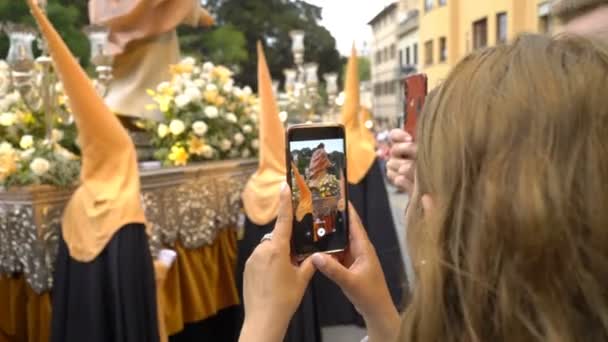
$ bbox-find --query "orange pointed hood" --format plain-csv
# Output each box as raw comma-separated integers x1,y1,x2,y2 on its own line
28,0,146,261
340,45,376,184
291,162,312,222
242,42,286,225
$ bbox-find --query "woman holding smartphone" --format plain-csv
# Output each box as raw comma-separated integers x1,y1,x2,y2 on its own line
239,34,608,341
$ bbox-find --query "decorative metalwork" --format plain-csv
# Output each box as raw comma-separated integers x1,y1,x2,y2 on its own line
0,159,256,294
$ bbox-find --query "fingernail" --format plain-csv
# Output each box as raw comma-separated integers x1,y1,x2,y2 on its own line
311,253,325,268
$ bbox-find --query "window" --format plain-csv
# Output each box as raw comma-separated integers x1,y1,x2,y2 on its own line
496,12,508,44
425,0,434,12
375,51,381,65
439,0,446,5
473,18,488,50
384,47,389,61
390,44,396,59
439,37,447,62
424,40,433,66
399,50,403,67
413,43,418,65
406,47,411,65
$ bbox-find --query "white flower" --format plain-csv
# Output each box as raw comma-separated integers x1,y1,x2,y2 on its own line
241,149,251,158
184,87,202,102
20,135,34,149
194,79,206,88
0,112,16,126
51,129,64,142
203,62,214,73
0,142,13,154
220,139,232,151
223,80,234,93
181,57,196,66
232,87,243,98
156,81,171,93
229,150,239,158
30,157,50,176
242,124,253,134
54,82,63,93
20,148,34,159
243,86,253,96
54,145,77,160
202,145,214,158
233,133,245,146
157,124,169,138
206,84,218,93
226,113,238,123
169,120,186,136
251,139,259,150
204,106,219,119
193,66,201,75
174,94,191,108
5,92,20,106
192,121,208,136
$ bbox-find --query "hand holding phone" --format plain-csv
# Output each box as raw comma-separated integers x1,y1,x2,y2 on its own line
286,124,349,260
403,73,428,140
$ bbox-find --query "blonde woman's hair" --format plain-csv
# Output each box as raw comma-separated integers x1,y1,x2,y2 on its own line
401,34,608,341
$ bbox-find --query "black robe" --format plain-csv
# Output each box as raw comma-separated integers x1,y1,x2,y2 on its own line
51,224,160,342
236,159,408,342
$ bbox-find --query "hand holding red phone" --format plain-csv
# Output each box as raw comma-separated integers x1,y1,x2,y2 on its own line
240,184,316,342
387,129,417,194
311,203,400,342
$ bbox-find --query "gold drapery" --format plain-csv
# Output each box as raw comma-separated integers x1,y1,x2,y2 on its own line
0,276,51,342
0,228,239,341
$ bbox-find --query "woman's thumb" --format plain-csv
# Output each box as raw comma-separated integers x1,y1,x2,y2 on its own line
311,253,351,287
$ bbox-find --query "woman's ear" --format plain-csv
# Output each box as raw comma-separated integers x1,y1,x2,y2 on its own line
421,194,435,216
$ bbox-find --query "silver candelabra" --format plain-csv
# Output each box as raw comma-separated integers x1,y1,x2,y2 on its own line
1,3,112,140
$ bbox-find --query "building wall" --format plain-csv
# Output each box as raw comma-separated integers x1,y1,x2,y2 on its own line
370,6,401,126
419,0,554,89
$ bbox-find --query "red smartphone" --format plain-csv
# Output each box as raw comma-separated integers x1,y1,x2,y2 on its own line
286,123,349,260
403,73,428,140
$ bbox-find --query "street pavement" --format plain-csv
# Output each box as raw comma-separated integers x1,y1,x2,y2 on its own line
321,181,410,342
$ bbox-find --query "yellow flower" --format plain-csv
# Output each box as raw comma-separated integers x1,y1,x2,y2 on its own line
214,96,226,107
153,95,172,113
0,151,18,182
170,63,194,75
168,145,189,166
204,89,219,104
188,136,207,156
20,111,35,125
212,66,233,83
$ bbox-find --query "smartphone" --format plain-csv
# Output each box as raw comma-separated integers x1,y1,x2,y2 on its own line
286,123,349,260
403,73,428,140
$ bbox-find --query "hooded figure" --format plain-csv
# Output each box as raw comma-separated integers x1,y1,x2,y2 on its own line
236,43,322,342
89,0,214,121
27,1,159,341
309,45,408,328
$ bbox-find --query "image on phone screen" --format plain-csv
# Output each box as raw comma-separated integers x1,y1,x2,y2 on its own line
289,138,348,257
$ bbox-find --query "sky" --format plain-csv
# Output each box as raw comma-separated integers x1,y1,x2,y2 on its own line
305,0,396,56
290,138,344,153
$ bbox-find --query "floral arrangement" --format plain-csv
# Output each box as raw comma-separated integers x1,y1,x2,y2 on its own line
0,62,80,188
144,57,259,166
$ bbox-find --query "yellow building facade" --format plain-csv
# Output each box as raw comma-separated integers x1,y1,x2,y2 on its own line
419,0,555,88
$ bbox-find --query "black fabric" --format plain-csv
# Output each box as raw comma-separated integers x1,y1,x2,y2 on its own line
51,224,159,342
312,159,408,327
236,220,321,342
169,305,240,342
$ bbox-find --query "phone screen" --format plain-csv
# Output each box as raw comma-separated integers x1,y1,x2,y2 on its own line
287,126,349,258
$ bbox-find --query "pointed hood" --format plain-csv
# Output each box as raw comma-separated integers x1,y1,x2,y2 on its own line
340,44,376,184
291,162,312,222
242,42,286,225
28,0,146,261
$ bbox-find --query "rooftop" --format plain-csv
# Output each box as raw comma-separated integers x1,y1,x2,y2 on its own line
367,2,398,26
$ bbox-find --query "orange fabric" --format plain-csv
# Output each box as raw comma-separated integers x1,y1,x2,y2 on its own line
292,162,312,222
340,45,376,184
154,262,170,342
242,42,286,225
28,1,147,262
0,276,51,342
162,229,240,335
89,0,214,55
